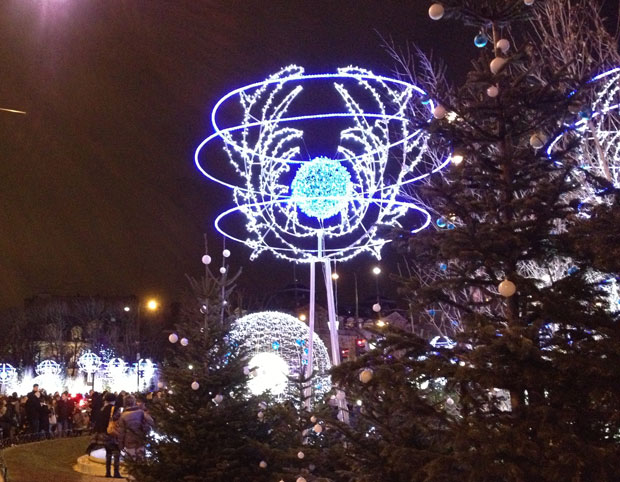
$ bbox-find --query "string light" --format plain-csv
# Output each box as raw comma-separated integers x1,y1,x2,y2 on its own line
195,65,446,263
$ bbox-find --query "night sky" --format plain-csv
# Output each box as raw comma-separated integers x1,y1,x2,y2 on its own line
0,0,478,310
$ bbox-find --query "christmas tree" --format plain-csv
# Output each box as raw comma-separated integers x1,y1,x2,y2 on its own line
328,1,620,480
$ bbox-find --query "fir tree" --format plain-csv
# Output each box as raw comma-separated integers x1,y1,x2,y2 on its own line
329,1,620,481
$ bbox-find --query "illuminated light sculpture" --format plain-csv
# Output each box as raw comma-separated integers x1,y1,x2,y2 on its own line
430,336,456,349
34,359,63,393
135,358,156,391
78,351,101,375
231,311,331,400
0,363,17,393
36,359,61,377
106,357,127,378
196,65,444,418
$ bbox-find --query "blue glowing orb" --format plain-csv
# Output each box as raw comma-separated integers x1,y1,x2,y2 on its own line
291,157,352,220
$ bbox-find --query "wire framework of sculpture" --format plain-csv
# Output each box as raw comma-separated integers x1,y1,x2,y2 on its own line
195,65,445,263
230,311,331,401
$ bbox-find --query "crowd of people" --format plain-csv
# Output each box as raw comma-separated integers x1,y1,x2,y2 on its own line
0,384,157,477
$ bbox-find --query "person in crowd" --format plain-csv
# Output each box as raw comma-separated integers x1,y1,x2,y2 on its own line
91,393,122,478
0,399,10,439
73,407,90,435
25,384,42,433
117,394,153,461
56,391,73,437
90,390,103,421
39,396,51,436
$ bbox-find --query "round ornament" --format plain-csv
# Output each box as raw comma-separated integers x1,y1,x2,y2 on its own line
201,255,212,265
487,85,499,98
180,337,189,346
313,423,323,434
359,369,373,384
219,267,227,274
372,303,381,313
529,133,547,149
222,249,231,258
297,451,305,459
524,0,534,5
433,105,447,119
214,394,224,404
498,279,517,297
297,478,307,482
474,33,488,48
496,39,510,53
191,381,199,390
428,3,445,20
490,57,507,75
259,461,267,469
310,415,317,423
168,333,179,344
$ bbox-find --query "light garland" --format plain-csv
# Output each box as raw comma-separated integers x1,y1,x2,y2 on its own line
195,65,446,263
230,311,331,399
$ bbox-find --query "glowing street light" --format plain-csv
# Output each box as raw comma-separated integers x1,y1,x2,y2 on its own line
298,313,307,322
372,266,381,275
146,299,159,311
123,306,131,312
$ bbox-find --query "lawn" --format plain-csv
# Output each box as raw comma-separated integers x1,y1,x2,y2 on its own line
2,436,102,482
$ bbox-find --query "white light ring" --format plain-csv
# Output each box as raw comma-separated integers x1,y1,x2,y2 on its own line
213,197,430,262
195,113,425,192
547,67,620,158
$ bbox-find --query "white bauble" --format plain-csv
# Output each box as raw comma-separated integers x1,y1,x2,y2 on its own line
529,133,546,149
259,461,267,469
296,478,307,482
219,267,227,274
297,451,305,459
498,279,517,297
308,464,316,471
487,85,499,98
222,249,231,258
428,3,445,20
496,39,510,53
243,366,250,375
191,381,199,391
180,337,189,346
214,394,224,404
524,0,534,5
201,255,212,265
372,303,381,313
433,105,447,119
446,397,455,405
157,381,164,388
313,423,323,434
310,415,317,423
168,333,179,344
490,57,507,74
359,369,373,384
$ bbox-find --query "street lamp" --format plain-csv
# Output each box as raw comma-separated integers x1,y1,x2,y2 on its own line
134,298,159,392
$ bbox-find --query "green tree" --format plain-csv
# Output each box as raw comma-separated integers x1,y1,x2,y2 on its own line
329,1,620,480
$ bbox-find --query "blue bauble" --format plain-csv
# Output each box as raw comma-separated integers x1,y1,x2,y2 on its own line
436,217,447,228
474,33,488,48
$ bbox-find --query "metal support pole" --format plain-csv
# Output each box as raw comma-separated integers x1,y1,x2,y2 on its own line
305,259,316,410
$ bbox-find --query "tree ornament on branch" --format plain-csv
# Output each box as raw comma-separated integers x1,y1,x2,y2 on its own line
498,279,517,297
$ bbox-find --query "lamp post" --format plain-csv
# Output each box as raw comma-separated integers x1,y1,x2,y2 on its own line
126,298,159,392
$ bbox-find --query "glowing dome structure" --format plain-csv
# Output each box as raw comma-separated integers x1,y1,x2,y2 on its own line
231,311,331,400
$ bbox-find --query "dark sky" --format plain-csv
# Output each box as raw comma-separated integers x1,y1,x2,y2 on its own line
0,0,477,310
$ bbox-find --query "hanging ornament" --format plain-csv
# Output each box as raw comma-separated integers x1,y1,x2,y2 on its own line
222,249,231,258
428,3,445,20
243,366,250,375
474,32,488,48
490,57,507,75
168,333,179,344
157,381,164,388
529,133,547,149
498,279,517,297
487,85,499,98
180,337,189,346
191,381,199,390
578,109,592,120
359,369,373,384
214,394,224,404
524,0,534,5
310,415,317,423
297,478,307,482
446,397,455,405
451,150,465,165
219,266,227,274
259,461,267,469
436,217,447,228
201,255,212,265
439,263,448,271
297,451,305,459
496,39,510,53
313,423,323,434
433,105,447,119
372,303,381,313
